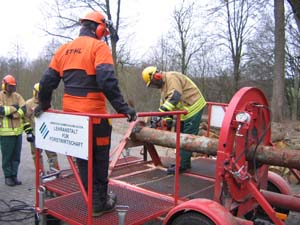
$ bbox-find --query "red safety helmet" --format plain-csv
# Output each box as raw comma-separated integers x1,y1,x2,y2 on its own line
80,11,109,39
2,74,17,93
2,74,16,86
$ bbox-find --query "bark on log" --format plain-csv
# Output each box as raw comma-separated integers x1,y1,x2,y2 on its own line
131,125,300,170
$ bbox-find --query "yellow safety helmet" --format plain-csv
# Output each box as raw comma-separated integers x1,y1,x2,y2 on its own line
142,66,157,87
33,83,40,97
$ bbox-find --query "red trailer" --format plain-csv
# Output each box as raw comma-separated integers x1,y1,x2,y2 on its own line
34,87,300,225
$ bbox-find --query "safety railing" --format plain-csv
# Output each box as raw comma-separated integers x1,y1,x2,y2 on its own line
34,109,187,225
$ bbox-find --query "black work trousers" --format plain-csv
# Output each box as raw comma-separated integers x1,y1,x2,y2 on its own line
76,118,112,207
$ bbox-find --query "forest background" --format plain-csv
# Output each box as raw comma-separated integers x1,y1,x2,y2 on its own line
0,0,299,123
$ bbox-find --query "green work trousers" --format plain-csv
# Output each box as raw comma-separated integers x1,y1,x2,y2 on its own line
0,135,22,178
180,109,204,168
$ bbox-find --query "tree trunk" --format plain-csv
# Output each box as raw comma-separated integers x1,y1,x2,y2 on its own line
271,0,285,122
130,125,300,170
105,0,120,77
292,73,299,120
233,54,241,92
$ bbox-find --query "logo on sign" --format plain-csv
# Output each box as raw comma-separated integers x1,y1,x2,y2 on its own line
39,122,49,139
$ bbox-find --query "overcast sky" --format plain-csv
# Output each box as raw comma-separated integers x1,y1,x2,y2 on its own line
0,0,184,60
0,0,44,59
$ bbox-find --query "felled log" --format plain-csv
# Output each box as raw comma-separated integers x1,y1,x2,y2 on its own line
130,124,300,170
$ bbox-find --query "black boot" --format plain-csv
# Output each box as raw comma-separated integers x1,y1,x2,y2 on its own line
167,164,191,175
12,177,22,185
92,195,116,217
5,177,16,186
92,185,116,217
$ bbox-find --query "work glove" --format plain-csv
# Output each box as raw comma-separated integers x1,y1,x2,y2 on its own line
34,105,43,117
124,107,137,122
26,132,35,143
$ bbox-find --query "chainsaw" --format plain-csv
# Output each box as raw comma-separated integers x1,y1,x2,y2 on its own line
150,116,174,131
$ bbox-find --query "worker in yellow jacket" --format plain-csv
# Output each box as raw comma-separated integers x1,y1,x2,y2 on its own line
22,83,60,173
0,75,25,186
142,66,206,174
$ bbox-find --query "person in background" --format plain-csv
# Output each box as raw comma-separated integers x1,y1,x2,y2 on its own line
22,83,60,174
0,74,25,186
141,66,206,174
35,11,137,216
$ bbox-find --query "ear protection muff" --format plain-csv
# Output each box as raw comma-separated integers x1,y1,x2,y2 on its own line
153,72,162,81
96,23,109,39
33,87,38,97
1,82,5,91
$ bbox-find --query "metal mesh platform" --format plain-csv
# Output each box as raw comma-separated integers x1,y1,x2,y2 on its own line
110,161,151,178
190,157,216,178
119,168,215,199
44,176,79,195
161,156,216,178
45,183,173,225
44,159,215,198
44,156,148,195
42,155,215,224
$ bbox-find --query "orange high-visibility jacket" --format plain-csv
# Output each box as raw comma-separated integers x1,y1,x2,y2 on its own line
39,28,130,115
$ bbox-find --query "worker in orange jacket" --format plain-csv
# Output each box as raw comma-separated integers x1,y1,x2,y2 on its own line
36,11,137,217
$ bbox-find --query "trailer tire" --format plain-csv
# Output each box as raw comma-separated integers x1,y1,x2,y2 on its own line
171,212,215,225
46,215,61,225
245,181,289,221
266,181,289,216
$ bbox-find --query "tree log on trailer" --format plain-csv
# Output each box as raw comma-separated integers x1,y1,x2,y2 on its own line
130,123,300,170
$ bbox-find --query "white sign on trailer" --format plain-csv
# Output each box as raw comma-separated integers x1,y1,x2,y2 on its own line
35,112,89,159
210,105,227,128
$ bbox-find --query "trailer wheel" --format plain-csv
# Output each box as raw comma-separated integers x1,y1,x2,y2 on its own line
245,181,289,221
171,212,215,225
266,181,289,216
46,215,61,225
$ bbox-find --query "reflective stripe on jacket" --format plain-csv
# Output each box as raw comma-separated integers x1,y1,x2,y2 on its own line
160,72,206,121
0,91,25,136
23,97,38,135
